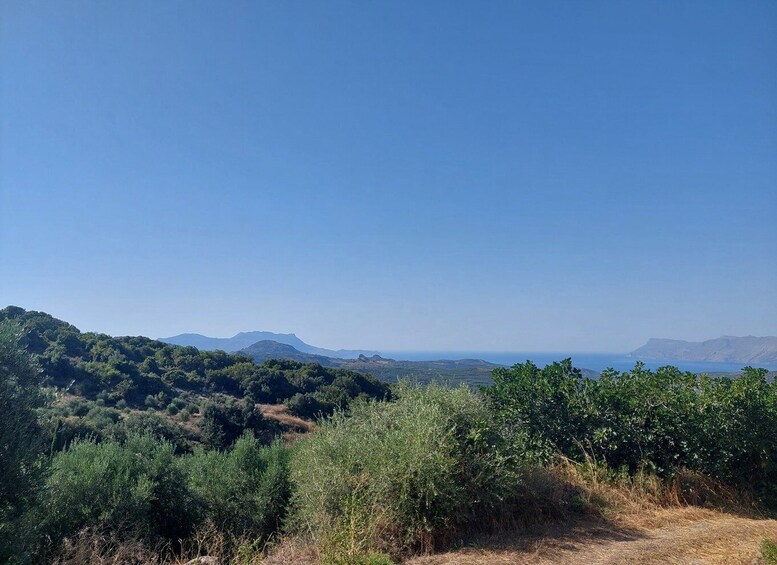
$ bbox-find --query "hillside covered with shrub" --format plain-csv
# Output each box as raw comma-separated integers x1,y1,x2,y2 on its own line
1,308,776,563
0,306,390,451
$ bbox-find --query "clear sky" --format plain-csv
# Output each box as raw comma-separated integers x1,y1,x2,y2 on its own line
1,1,775,352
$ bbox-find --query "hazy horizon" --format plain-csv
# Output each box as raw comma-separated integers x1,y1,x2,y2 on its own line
5,303,775,356
2,2,775,352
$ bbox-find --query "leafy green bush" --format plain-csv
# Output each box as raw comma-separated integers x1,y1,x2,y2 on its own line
50,413,113,452
486,360,777,506
289,383,516,561
286,391,332,419
66,399,90,417
199,398,278,450
487,359,588,462
0,320,45,562
587,364,701,475
32,432,292,561
42,434,195,546
116,411,193,453
184,434,290,540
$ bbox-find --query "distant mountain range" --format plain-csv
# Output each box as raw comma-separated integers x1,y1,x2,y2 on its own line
630,336,777,364
159,331,379,359
162,330,777,384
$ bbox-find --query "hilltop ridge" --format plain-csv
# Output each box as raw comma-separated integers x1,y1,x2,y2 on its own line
159,331,379,359
630,335,777,364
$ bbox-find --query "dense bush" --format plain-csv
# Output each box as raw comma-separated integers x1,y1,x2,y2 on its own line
198,398,280,450
0,320,45,562
42,434,195,548
285,391,332,419
486,360,777,506
289,383,518,561
693,369,777,500
35,433,292,561
44,401,195,453
185,434,291,540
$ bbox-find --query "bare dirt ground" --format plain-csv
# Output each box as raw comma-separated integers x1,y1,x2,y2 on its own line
408,508,777,565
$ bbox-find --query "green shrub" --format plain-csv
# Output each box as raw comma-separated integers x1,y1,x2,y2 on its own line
42,434,195,546
0,320,45,562
694,368,777,501
52,414,112,451
762,538,777,565
67,399,89,417
486,360,777,507
198,398,278,450
46,403,123,450
184,433,290,540
85,405,120,427
289,383,516,561
116,411,193,453
286,391,332,419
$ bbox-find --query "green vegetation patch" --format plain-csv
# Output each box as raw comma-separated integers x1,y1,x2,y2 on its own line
487,359,777,507
763,538,777,565
1,306,390,451
289,383,520,561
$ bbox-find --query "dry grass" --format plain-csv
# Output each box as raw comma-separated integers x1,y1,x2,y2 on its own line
566,462,760,527
259,404,315,434
50,524,277,565
51,529,169,565
407,461,775,565
260,538,320,565
409,508,777,564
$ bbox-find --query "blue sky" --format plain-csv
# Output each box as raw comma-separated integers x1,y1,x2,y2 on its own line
1,1,775,352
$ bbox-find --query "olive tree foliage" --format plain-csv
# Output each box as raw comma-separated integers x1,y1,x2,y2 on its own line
0,320,44,560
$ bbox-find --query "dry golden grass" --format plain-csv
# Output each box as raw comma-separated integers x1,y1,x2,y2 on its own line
407,461,776,565
260,538,320,565
51,529,169,564
51,524,277,565
258,403,315,434
409,508,777,565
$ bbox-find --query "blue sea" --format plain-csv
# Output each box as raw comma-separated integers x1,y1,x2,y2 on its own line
381,351,777,373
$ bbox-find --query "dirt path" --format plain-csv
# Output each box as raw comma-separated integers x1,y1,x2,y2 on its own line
408,508,777,564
